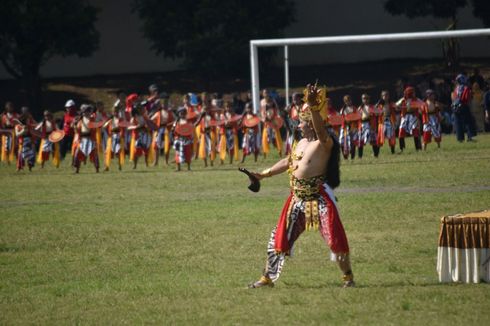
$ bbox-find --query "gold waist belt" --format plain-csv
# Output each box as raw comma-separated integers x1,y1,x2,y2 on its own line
290,176,325,231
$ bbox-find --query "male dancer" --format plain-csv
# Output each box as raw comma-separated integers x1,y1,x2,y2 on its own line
73,105,100,173
240,102,260,163
284,92,302,155
173,107,193,171
150,94,174,166
218,101,240,164
358,94,379,158
247,83,353,288
103,104,127,171
195,105,217,167
15,113,36,171
128,105,152,169
396,87,425,151
422,89,442,149
36,110,61,168
376,90,397,154
339,95,360,160
1,102,18,164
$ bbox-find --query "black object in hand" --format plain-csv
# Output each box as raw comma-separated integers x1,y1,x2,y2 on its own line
238,167,260,193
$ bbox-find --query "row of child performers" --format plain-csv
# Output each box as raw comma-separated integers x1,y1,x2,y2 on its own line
314,87,444,160
1,86,442,172
1,99,269,172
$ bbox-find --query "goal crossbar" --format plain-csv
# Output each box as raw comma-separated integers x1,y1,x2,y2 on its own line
250,28,490,113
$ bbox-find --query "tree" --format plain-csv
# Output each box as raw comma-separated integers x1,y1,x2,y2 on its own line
132,0,296,78
383,0,490,69
0,0,100,114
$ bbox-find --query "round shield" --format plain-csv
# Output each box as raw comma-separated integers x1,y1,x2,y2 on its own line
345,112,361,122
227,114,242,124
49,130,65,143
369,106,382,116
117,120,130,128
273,116,284,129
88,121,105,129
208,119,222,127
243,116,260,128
175,123,194,136
327,114,344,126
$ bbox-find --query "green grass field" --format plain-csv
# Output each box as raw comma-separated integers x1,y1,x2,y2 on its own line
1,134,490,325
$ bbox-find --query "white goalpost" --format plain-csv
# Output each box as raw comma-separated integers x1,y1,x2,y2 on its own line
250,28,490,114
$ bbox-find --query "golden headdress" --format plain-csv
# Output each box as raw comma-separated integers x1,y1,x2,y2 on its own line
299,85,328,122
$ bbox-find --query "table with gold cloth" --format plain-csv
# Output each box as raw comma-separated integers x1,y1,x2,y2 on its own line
437,210,490,283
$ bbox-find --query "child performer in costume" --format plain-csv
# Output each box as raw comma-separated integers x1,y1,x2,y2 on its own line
240,102,260,163
172,107,193,171
422,89,442,150
150,94,174,166
36,110,61,168
128,105,152,169
103,104,127,171
247,83,354,289
195,105,217,167
325,98,342,138
218,101,239,164
284,92,302,155
14,113,36,171
358,94,380,158
124,93,139,153
93,101,109,155
1,102,18,164
339,95,360,160
376,90,397,154
261,102,283,159
73,105,100,173
396,86,425,151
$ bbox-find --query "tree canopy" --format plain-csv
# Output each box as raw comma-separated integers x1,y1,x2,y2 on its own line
0,0,99,112
383,0,490,27
0,0,100,79
132,0,296,77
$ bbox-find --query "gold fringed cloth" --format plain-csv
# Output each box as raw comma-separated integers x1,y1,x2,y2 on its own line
437,210,490,283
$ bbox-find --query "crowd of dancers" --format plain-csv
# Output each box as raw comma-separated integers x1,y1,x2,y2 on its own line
1,73,479,173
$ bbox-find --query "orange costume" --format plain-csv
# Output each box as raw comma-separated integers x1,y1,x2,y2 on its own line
260,104,283,157
104,114,127,170
150,106,175,163
396,87,425,151
339,104,360,159
197,112,217,164
1,111,18,163
218,111,240,163
377,100,397,153
73,113,100,173
36,116,61,168
422,93,442,147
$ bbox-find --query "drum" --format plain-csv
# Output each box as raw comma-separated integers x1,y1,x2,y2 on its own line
243,116,260,128
345,112,361,122
175,123,194,137
327,114,344,126
48,130,65,143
